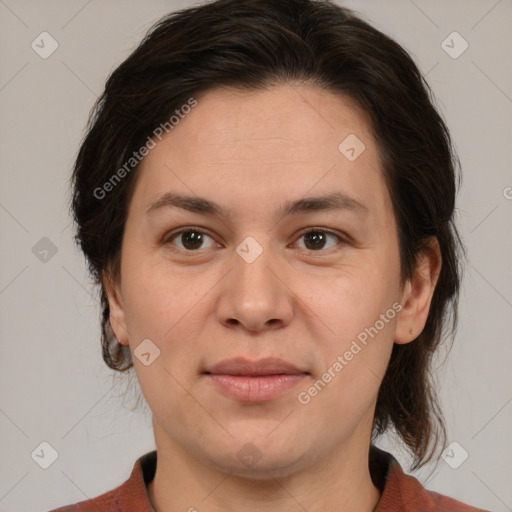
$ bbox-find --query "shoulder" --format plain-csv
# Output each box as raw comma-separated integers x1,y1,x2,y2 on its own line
371,446,490,512
427,489,491,512
48,485,123,512
48,451,156,512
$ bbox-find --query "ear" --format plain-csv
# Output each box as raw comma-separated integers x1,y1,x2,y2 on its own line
395,237,442,344
102,270,129,346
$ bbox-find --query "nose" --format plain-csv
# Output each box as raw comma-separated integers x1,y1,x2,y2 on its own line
216,237,294,333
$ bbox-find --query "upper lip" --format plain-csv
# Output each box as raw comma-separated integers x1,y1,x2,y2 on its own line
204,357,308,376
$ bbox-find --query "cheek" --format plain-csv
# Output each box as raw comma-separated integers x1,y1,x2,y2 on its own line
121,267,210,417
300,311,395,426
121,259,217,362
301,260,399,344
121,250,180,327
297,260,398,403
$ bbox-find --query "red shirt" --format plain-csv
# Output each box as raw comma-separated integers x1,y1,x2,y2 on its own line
49,446,489,511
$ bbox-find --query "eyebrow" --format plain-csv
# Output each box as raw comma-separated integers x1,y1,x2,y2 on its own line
145,191,370,220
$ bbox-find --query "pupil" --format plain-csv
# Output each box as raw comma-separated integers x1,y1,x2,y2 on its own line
305,231,325,250
182,231,203,250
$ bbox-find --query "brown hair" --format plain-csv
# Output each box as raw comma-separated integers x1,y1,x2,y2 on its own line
70,0,465,470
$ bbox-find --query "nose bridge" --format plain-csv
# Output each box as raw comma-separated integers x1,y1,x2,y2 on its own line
233,234,279,299
217,233,292,330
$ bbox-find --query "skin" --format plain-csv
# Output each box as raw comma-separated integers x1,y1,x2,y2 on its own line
104,83,441,512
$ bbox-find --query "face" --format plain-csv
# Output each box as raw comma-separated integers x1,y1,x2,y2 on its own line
105,83,432,478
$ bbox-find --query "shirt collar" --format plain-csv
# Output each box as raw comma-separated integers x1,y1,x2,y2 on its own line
113,445,481,512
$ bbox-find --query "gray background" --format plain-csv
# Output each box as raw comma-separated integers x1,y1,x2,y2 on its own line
0,0,511,511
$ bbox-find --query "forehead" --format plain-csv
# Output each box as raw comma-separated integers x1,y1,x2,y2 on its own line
169,83,375,159
131,83,390,224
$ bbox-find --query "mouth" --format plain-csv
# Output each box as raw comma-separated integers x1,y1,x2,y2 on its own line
202,357,309,403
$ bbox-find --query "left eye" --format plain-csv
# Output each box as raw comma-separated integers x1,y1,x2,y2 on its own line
165,228,344,252
293,229,343,251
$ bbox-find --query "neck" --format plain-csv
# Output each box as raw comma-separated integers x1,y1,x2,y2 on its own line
147,421,381,512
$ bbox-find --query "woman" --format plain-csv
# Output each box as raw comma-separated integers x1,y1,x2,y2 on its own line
51,0,488,510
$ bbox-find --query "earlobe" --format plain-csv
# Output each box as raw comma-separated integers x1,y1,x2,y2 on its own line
102,270,130,346
395,237,442,345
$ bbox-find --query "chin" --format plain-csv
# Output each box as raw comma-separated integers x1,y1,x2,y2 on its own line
200,433,314,479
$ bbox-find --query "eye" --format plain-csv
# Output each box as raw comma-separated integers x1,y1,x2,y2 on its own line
165,228,218,252
293,228,345,252
164,227,346,253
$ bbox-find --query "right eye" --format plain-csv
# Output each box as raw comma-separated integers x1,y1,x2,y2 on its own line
164,227,220,252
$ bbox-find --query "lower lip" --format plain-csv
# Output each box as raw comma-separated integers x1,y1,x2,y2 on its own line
204,374,307,403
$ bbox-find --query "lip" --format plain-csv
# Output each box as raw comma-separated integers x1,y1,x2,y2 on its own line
205,357,306,376
203,357,309,403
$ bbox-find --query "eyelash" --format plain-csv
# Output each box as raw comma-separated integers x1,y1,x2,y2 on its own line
163,226,348,254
